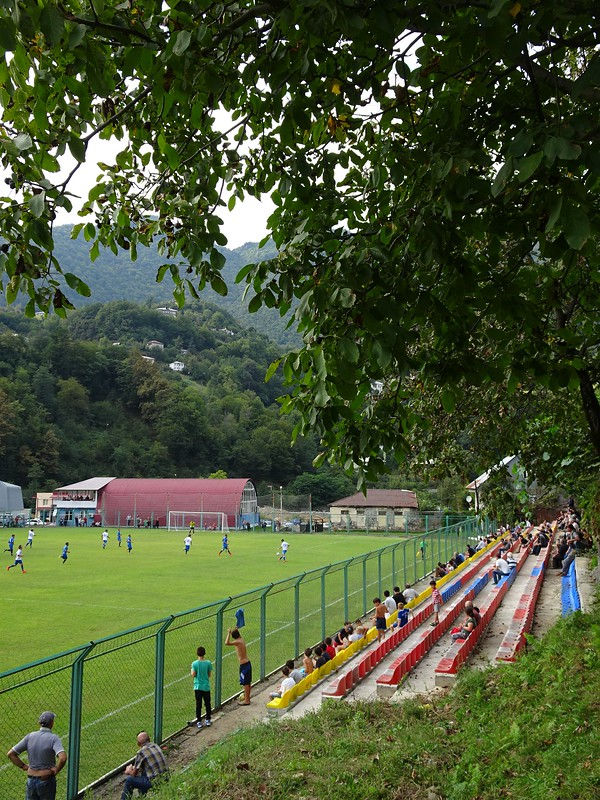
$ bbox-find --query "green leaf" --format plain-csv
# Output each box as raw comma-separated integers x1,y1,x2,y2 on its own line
545,196,562,233
40,4,65,47
516,151,543,182
28,191,45,218
561,202,590,250
68,136,86,163
441,389,456,413
544,136,582,163
491,159,512,197
173,30,192,56
338,338,360,363
14,133,32,152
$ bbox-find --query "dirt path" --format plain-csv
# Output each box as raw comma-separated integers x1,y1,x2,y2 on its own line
89,556,595,799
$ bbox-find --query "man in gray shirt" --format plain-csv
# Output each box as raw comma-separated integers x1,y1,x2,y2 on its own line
7,711,67,800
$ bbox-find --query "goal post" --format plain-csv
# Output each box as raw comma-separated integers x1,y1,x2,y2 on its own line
167,511,229,532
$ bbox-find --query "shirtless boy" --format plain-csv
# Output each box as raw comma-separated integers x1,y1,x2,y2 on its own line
225,628,252,705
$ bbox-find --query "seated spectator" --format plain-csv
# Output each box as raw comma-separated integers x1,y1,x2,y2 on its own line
492,553,512,584
466,544,476,558
392,586,406,606
332,622,353,650
552,536,569,569
312,646,329,669
476,537,487,551
348,625,367,642
383,590,397,616
435,562,448,578
396,602,412,628
464,600,481,625
324,637,336,660
302,648,314,675
454,551,465,565
285,659,303,684
560,540,577,576
403,584,419,603
506,551,517,569
269,666,296,700
451,607,478,641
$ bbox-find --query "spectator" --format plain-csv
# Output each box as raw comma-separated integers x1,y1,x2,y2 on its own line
464,600,481,625
302,648,314,675
492,553,511,584
383,590,397,616
403,584,419,603
324,638,336,660
313,646,329,669
430,580,442,626
120,732,169,800
269,666,296,700
451,607,478,641
372,598,387,642
285,659,303,684
392,586,406,606
506,551,518,569
7,711,67,800
396,602,412,628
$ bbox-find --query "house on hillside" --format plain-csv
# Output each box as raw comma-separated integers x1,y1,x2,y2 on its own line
465,454,529,512
146,340,164,350
329,489,418,531
156,307,177,317
169,360,185,372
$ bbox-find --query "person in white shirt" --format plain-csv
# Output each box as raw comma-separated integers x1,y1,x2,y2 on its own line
25,529,35,548
383,590,397,616
101,530,109,548
183,535,192,555
506,551,517,569
269,666,296,699
493,553,512,584
403,584,419,603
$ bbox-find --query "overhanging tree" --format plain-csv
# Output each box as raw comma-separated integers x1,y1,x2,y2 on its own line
1,1,599,483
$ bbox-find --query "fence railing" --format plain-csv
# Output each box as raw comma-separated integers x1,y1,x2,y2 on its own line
0,516,494,799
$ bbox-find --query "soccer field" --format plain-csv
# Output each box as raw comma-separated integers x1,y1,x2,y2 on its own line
1,525,415,672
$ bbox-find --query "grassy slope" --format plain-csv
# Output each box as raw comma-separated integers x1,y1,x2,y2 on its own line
150,604,600,800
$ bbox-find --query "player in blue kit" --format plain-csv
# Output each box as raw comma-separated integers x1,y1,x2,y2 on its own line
218,534,232,556
60,543,69,564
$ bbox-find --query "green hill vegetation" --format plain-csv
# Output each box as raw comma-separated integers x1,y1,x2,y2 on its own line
0,300,317,503
151,605,600,800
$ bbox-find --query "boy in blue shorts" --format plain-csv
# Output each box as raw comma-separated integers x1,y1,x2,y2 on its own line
218,534,232,556
60,542,69,564
225,628,251,704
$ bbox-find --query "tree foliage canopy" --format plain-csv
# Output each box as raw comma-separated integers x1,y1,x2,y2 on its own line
1,0,599,484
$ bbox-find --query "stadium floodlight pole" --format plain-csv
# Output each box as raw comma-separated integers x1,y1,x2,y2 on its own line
268,485,274,532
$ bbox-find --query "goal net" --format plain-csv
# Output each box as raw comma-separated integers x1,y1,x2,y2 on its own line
167,511,229,532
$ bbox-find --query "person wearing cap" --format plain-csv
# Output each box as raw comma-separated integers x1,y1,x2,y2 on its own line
7,711,67,799
121,731,169,799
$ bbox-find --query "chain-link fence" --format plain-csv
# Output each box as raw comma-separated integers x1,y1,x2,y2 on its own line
0,516,494,799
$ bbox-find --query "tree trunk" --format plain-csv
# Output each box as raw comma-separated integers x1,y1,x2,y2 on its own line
578,368,600,457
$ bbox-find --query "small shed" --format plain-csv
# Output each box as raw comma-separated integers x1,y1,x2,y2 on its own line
0,480,27,525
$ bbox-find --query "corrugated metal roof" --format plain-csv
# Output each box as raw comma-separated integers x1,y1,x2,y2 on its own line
103,478,251,496
330,489,418,509
55,477,116,491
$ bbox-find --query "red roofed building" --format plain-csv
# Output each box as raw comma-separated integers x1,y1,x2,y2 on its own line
53,478,257,529
329,489,418,531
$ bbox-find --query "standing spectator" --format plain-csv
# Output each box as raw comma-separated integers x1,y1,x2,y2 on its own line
7,711,67,800
101,530,109,549
278,539,289,561
184,534,192,555
372,598,387,642
191,646,212,728
117,529,122,547
60,542,69,564
126,534,133,553
7,545,25,573
4,533,15,555
120,731,169,800
225,628,252,705
430,580,442,626
218,533,232,556
25,528,35,548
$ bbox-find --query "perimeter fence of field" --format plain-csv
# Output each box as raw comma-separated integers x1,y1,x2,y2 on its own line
0,515,495,799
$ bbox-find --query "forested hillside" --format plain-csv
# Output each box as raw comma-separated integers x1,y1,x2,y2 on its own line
0,301,317,505
6,226,300,348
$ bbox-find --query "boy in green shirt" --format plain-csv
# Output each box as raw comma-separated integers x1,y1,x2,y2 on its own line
191,646,212,728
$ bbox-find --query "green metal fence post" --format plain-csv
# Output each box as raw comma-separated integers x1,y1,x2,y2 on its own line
320,566,332,640
362,558,368,615
214,597,233,709
343,563,349,622
67,643,95,800
377,551,383,597
260,586,273,680
294,575,305,658
154,616,175,744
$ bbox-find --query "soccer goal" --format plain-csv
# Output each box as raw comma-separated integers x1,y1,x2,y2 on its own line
167,511,229,532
